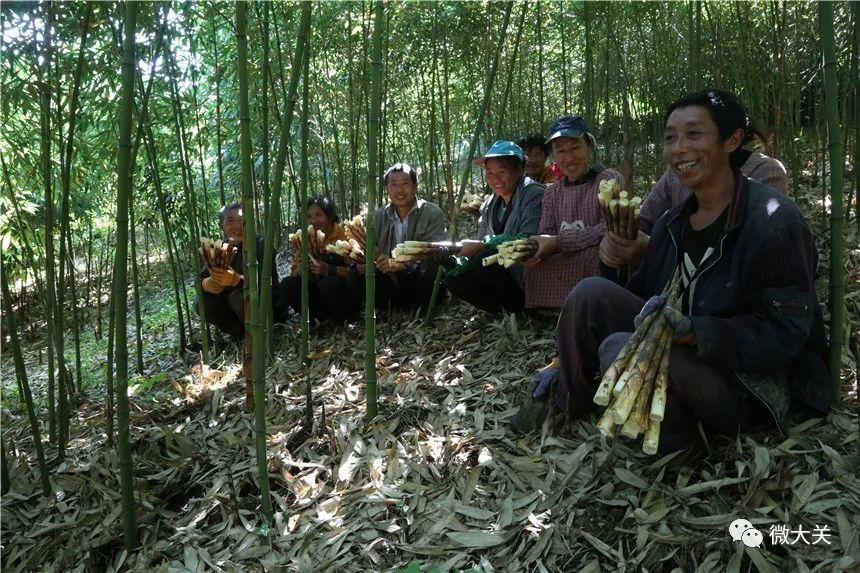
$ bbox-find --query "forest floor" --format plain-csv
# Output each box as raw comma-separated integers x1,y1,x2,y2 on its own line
2,188,860,572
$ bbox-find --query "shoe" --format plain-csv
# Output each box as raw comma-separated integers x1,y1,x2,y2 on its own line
509,395,549,434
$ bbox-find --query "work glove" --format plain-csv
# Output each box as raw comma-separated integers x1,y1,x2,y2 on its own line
634,294,666,329
662,305,694,341
481,232,530,254
202,276,224,295
531,364,559,399
210,268,242,289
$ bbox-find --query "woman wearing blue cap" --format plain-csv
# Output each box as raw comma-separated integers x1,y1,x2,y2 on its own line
445,140,545,312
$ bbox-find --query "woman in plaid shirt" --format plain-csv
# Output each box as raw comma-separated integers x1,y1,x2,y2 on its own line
522,116,624,309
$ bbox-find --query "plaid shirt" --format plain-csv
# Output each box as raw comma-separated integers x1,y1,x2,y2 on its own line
524,167,623,309
639,151,787,234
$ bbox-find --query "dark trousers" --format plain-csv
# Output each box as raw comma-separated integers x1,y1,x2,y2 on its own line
345,264,442,312
279,274,354,323
198,287,244,337
556,276,761,453
447,253,524,313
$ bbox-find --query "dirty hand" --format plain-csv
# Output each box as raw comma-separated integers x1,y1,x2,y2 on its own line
522,235,557,268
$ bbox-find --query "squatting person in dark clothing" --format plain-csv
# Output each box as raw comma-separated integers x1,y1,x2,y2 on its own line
198,202,279,338
279,196,356,323
513,89,831,452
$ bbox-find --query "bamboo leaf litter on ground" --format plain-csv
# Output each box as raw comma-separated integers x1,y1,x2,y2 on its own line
1,300,858,572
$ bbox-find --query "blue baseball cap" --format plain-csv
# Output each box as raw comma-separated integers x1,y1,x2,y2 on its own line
546,115,590,143
473,140,526,167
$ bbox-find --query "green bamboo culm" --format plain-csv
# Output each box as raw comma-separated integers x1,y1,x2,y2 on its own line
1,253,51,497
447,1,513,238
364,0,384,419
299,39,314,430
259,2,312,364
114,0,139,549
299,41,311,369
819,1,845,405
38,1,58,447
235,0,273,523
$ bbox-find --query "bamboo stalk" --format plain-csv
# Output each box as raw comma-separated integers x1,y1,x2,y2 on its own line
236,0,273,523
365,0,384,419
114,0,139,549
820,1,845,405
1,254,51,497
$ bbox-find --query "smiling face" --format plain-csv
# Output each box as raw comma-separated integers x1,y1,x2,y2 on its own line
523,146,548,179
483,158,520,201
663,105,742,191
308,204,332,233
221,208,244,243
551,136,592,182
386,171,418,212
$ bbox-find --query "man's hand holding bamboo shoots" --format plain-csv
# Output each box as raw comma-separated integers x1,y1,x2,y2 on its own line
637,294,695,345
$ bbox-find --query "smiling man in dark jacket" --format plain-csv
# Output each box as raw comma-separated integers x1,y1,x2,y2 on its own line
516,90,830,452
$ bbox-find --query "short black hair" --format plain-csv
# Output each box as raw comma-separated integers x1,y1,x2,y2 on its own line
665,89,753,169
218,202,242,227
517,134,549,155
383,162,418,186
307,195,339,224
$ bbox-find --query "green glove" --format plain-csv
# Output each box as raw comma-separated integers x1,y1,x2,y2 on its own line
481,232,530,254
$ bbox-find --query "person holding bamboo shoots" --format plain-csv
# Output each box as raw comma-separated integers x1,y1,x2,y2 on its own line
521,115,623,309
198,202,279,338
445,141,545,312
599,116,788,272
346,163,447,311
519,90,829,453
278,196,355,323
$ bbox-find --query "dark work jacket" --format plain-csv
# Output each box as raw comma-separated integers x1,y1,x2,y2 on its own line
201,236,278,294
626,175,830,433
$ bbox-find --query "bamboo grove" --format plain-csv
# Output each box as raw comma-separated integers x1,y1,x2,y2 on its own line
0,0,857,549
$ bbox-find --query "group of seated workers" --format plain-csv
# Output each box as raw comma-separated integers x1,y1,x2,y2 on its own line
198,162,449,339
446,116,624,312
198,87,832,454
513,89,831,453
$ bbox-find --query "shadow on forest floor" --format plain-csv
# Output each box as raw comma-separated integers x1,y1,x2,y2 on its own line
2,190,860,572
1,296,859,572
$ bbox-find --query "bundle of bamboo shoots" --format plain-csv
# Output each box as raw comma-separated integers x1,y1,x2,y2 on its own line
459,192,487,216
344,215,366,247
597,179,641,241
325,240,353,258
482,238,538,268
391,241,436,263
288,225,327,261
342,214,369,261
199,237,237,270
593,270,681,455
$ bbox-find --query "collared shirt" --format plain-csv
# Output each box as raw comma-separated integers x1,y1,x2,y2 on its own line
524,166,623,309
639,151,788,234
390,199,418,246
